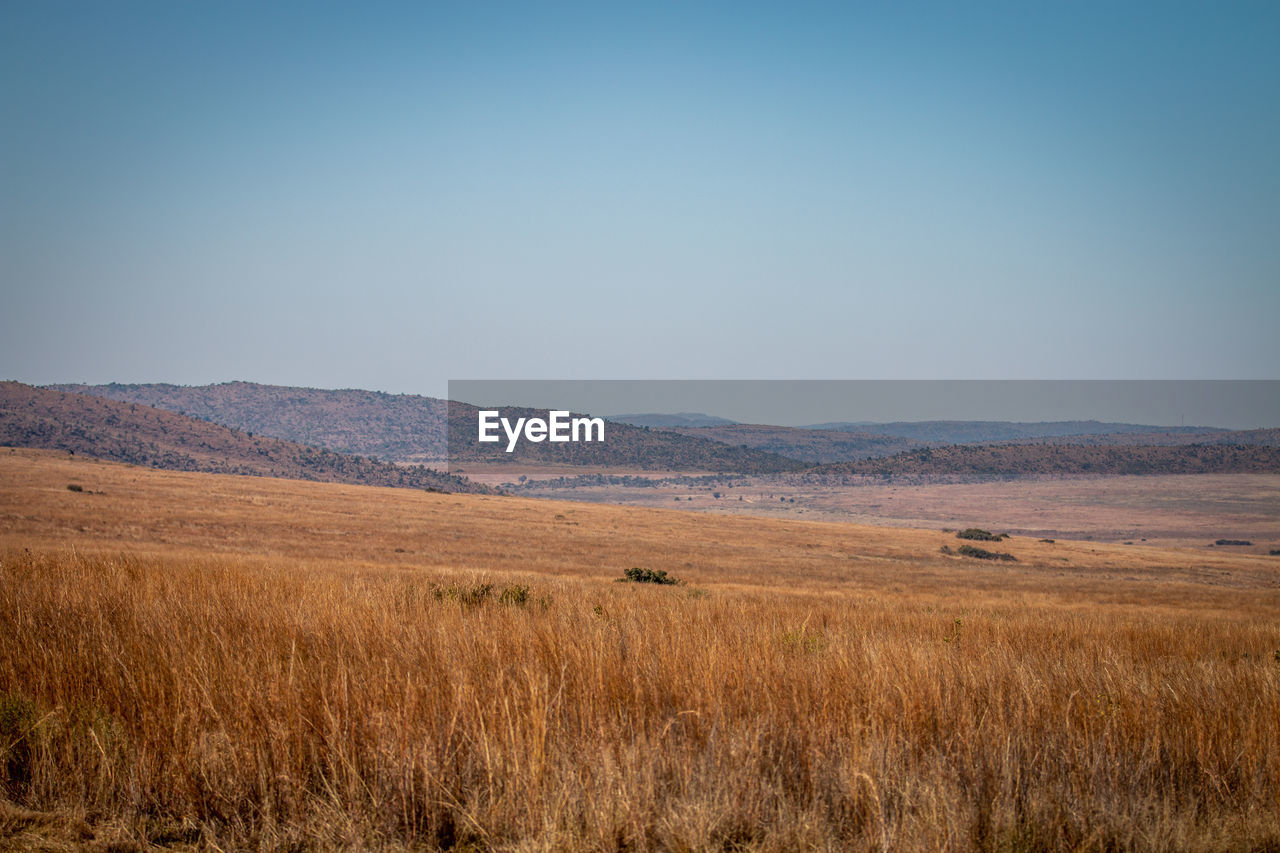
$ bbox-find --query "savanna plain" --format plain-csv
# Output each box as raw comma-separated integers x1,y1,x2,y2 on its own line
1,448,1279,851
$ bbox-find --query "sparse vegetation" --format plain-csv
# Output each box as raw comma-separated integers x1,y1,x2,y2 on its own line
431,581,494,607
0,691,38,797
956,544,1018,561
957,527,1007,541
1,450,1279,850
499,584,530,606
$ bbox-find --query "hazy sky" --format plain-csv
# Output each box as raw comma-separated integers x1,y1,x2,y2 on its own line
450,381,1280,429
3,1,1278,396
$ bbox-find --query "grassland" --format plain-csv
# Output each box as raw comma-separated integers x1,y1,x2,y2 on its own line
518,473,1280,550
2,448,1279,851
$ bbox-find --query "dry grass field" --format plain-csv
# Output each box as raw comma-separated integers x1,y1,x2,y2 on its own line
519,473,1280,550
2,448,1279,851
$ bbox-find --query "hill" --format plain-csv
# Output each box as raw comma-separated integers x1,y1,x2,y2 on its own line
667,423,927,463
608,412,737,428
50,383,801,474
447,402,804,473
793,441,1280,484
610,420,1275,466
1,382,489,493
806,419,1230,444
1024,427,1280,447
50,381,448,463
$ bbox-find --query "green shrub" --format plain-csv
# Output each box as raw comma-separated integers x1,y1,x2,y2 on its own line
779,626,825,654
957,544,1017,562
499,585,529,606
957,528,1006,541
0,692,37,795
432,582,494,607
617,567,680,585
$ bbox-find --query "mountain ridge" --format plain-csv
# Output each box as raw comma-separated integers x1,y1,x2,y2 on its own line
788,441,1280,485
804,419,1231,444
51,381,448,462
51,383,805,474
3,382,490,493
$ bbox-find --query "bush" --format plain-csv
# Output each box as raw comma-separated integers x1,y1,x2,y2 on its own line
957,544,1017,562
617,567,680,585
0,692,37,796
432,582,494,607
1214,539,1252,546
957,528,1005,541
66,484,83,493
499,585,529,606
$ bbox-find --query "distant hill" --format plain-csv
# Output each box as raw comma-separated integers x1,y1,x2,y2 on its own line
1025,427,1280,447
45,382,1277,479
792,442,1280,485
447,402,803,474
668,424,927,464
805,420,1230,444
608,412,737,428
2,382,490,493
46,383,801,475
50,382,447,463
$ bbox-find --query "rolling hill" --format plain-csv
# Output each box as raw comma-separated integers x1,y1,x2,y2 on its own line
804,419,1230,444
791,441,1280,485
668,422,1280,465
1,382,490,493
667,423,927,464
803,420,1233,445
41,382,1280,480
446,401,805,473
608,412,738,428
1019,427,1280,447
50,382,804,474
50,381,449,463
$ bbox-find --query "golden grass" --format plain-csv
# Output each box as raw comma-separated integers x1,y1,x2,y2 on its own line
2,449,1279,851
517,472,1280,551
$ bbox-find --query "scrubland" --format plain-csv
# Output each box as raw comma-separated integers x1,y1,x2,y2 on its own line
1,449,1278,851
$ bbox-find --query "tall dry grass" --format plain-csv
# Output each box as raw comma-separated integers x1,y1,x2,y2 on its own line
2,547,1278,851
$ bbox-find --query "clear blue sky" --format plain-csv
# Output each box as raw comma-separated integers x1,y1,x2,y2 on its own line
3,1,1278,396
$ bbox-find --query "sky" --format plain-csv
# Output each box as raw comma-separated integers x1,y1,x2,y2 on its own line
3,1,1279,398
450,381,1280,429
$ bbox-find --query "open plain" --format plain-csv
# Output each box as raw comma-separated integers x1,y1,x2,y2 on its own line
2,448,1279,851
514,473,1280,551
